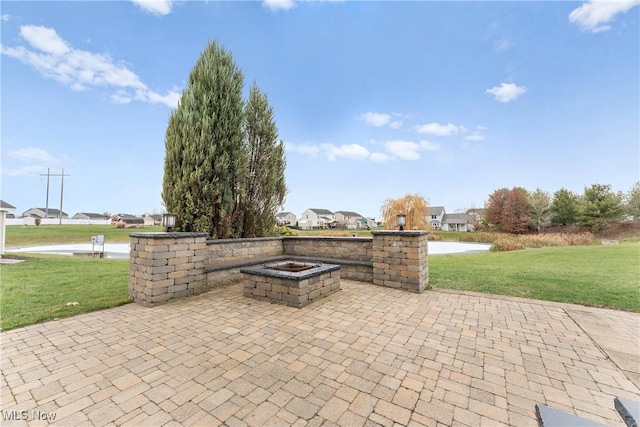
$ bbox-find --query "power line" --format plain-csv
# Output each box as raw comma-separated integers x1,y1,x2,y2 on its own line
40,168,70,223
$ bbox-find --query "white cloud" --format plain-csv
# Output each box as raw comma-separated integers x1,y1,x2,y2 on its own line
263,0,297,11
284,142,320,157
9,147,60,164
322,144,370,161
486,82,527,103
370,152,393,163
419,140,440,151
20,25,70,55
569,0,639,33
384,140,422,160
465,132,485,141
360,112,391,127
1,14,10,21
1,25,180,108
389,121,402,129
415,122,460,136
132,0,174,16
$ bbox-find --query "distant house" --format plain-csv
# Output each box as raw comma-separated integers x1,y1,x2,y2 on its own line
276,212,297,226
364,217,377,229
466,209,485,225
427,206,446,230
113,214,144,228
22,208,69,219
300,208,336,228
73,212,105,220
442,213,474,232
144,214,163,226
334,211,364,229
0,200,16,255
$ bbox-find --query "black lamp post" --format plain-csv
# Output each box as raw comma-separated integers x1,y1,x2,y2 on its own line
396,214,406,231
162,213,176,232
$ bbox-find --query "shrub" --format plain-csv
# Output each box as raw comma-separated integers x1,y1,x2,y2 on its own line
271,226,298,236
34,218,41,226
491,238,526,252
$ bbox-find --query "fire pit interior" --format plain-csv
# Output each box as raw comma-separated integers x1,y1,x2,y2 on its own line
266,261,318,273
241,260,340,308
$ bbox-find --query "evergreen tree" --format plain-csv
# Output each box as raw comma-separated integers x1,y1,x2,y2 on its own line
625,181,640,221
578,184,624,230
551,188,579,225
162,41,246,238
241,82,287,237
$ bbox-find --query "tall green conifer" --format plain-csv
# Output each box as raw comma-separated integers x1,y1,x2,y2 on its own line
162,41,246,238
241,82,287,237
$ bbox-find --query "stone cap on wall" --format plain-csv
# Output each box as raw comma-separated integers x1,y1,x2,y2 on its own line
207,236,283,244
129,232,207,239
372,230,429,236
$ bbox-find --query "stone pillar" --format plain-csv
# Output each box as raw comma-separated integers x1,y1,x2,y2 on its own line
129,232,207,306
372,230,429,293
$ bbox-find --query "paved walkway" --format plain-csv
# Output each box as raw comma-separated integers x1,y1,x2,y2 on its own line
1,281,639,426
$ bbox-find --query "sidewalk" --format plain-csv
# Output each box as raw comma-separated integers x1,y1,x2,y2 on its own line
1,281,638,426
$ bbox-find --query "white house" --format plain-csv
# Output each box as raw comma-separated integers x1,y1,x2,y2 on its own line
300,208,335,228
22,207,69,219
442,213,474,232
72,212,105,220
0,200,16,255
427,206,446,230
334,211,363,229
276,212,297,226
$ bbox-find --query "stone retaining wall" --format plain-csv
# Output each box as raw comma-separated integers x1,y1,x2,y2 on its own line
282,237,372,262
372,230,429,293
207,237,283,264
129,232,207,306
130,232,428,306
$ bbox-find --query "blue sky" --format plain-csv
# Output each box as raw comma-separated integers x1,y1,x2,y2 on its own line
1,1,638,220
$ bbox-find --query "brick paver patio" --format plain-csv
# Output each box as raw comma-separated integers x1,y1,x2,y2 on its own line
1,280,639,426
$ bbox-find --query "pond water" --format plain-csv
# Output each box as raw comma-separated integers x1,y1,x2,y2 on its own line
8,241,491,258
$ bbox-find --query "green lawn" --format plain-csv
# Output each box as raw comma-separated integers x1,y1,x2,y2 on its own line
5,224,163,247
3,231,638,331
429,242,640,312
1,254,130,331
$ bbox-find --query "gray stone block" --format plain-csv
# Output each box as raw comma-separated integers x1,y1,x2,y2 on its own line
615,397,640,427
535,404,607,427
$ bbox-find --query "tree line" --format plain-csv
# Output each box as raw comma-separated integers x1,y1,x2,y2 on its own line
162,41,287,238
484,182,640,233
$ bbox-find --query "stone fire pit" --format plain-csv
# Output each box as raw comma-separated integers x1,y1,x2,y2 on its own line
241,260,340,308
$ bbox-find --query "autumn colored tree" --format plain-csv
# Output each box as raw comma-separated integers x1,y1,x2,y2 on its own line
484,188,509,229
528,188,552,233
501,187,530,233
380,194,430,230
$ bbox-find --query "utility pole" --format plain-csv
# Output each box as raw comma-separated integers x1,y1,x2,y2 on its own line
59,168,69,225
40,169,69,223
40,168,51,217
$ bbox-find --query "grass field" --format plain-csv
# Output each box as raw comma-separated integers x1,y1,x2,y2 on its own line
5,224,163,247
3,226,638,331
1,254,130,331
429,241,640,312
